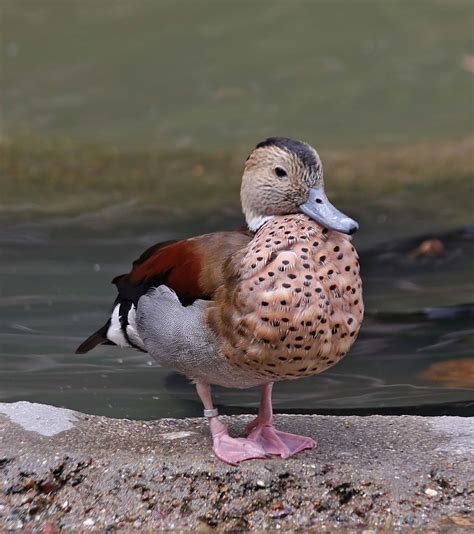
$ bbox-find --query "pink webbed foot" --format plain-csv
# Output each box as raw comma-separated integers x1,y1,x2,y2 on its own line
246,421,316,458
212,429,268,465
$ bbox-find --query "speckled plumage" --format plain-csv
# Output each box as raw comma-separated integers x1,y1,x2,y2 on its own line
208,213,363,384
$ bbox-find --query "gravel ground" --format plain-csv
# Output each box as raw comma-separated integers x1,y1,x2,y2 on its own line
0,402,473,531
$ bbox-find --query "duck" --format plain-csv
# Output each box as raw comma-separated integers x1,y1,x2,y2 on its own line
76,137,364,465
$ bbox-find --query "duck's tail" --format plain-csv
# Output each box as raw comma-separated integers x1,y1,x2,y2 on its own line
75,302,146,354
75,322,111,354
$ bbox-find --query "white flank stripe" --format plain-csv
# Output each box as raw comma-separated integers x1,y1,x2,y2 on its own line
107,305,130,347
127,306,145,350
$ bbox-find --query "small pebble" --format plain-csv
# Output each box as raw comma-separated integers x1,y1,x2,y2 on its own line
256,479,266,488
424,488,438,497
83,518,95,526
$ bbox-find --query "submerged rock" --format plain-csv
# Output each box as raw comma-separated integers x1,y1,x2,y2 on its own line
422,358,474,388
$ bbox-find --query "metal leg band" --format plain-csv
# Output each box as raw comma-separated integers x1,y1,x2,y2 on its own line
203,408,219,418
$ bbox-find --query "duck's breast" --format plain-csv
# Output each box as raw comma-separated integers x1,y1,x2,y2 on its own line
208,214,364,382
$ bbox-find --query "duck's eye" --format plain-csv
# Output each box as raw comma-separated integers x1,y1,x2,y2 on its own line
274,166,288,178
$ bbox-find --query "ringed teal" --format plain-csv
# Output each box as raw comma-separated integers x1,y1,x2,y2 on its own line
76,137,364,464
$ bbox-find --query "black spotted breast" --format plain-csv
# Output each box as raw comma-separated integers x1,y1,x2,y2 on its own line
208,214,364,383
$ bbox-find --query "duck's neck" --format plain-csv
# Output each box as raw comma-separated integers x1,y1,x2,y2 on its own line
245,213,274,233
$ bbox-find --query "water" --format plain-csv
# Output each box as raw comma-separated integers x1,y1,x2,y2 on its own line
1,208,472,419
2,1,472,149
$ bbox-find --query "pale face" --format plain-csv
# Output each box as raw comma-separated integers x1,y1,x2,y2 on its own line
241,137,358,234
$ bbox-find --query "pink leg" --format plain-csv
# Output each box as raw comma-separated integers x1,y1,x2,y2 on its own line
246,383,316,458
195,381,267,465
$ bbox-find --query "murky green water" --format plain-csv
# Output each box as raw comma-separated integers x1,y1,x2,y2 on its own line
1,208,473,418
0,1,473,418
2,1,472,149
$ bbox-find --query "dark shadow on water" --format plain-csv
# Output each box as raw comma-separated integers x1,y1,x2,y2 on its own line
167,372,474,417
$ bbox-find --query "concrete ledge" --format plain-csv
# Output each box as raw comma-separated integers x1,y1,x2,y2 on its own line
0,402,472,531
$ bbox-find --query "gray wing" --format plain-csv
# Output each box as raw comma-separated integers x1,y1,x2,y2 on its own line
136,286,268,389
137,285,268,389
136,285,218,375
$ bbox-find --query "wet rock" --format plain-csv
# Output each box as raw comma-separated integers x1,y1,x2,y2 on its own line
410,238,445,258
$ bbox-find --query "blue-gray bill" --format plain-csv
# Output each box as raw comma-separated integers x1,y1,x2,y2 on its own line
299,188,359,235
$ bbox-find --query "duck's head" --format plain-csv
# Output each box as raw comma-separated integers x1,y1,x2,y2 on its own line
241,137,359,235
